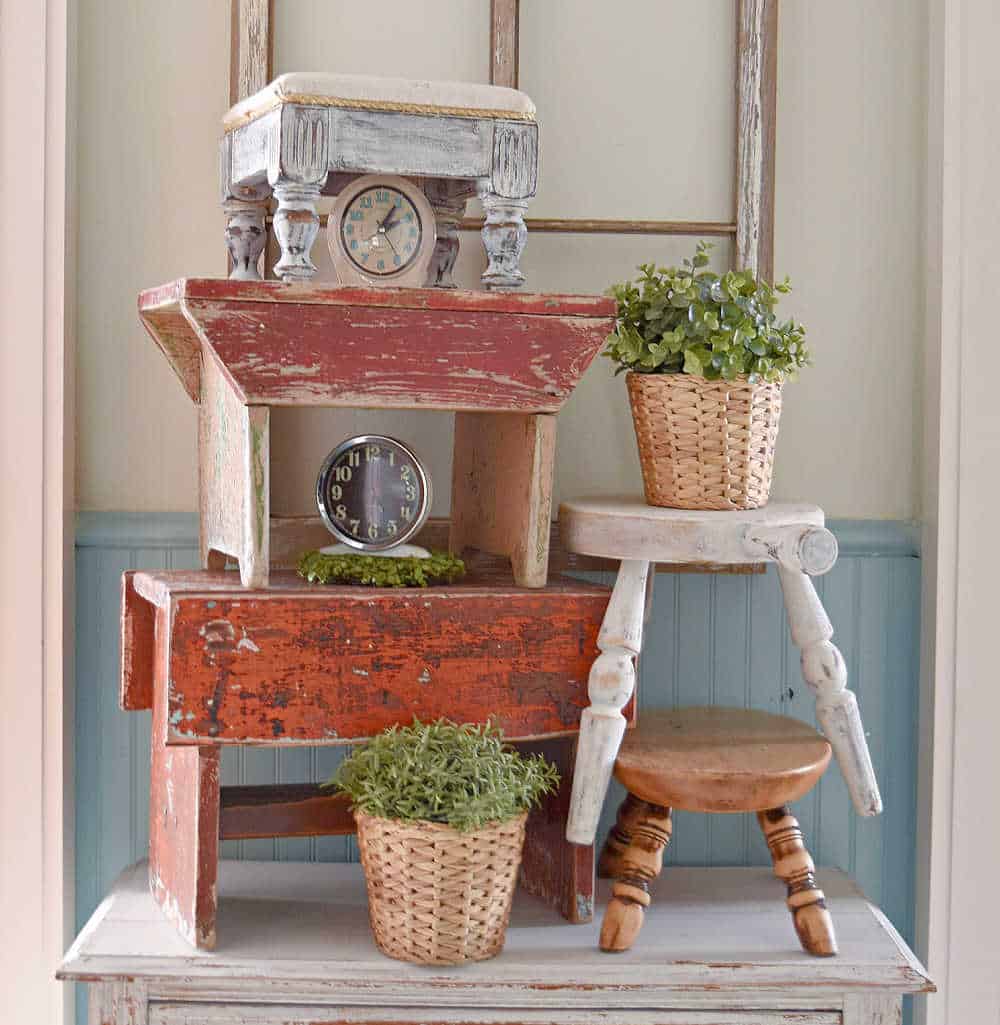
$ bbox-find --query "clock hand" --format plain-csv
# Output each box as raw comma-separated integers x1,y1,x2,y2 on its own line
384,233,400,256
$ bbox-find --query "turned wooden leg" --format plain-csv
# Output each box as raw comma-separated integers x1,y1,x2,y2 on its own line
566,560,650,845
272,182,321,282
480,191,528,289
224,198,267,280
598,792,648,878
757,806,837,957
777,566,882,817
425,180,468,288
599,801,671,952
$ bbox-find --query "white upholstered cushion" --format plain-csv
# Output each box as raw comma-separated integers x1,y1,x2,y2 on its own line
224,71,535,131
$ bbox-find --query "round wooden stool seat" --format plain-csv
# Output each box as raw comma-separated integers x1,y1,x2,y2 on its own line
614,707,832,813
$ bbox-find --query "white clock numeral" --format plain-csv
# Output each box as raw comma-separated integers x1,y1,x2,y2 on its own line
348,450,361,468
349,519,360,536
335,466,352,483
387,520,398,536
335,504,347,520
330,484,342,501
365,445,380,462
367,523,379,540
400,505,413,521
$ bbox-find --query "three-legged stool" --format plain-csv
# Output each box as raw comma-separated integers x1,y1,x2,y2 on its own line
599,707,837,956
559,499,883,850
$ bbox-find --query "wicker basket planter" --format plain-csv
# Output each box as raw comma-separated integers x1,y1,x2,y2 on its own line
626,371,783,511
355,809,528,965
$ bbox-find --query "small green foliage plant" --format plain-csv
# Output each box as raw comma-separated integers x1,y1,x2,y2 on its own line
328,719,560,832
603,241,810,383
298,549,465,587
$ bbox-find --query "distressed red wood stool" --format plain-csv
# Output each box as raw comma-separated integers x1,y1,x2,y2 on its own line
138,279,615,589
122,560,613,949
598,707,837,957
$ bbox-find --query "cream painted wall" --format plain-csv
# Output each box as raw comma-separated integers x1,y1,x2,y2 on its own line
75,0,926,520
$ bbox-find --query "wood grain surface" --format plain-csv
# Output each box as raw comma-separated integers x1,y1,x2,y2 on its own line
614,707,831,813
128,569,610,744
138,278,614,407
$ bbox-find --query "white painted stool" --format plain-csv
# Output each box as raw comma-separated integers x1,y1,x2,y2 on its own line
220,72,538,288
559,498,883,847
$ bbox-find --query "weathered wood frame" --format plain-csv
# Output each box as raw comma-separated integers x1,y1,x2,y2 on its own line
231,1,777,277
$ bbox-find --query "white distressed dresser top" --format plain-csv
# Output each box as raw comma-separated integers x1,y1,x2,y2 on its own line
60,862,930,1008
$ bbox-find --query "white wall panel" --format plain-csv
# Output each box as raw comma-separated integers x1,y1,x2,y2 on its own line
519,1,735,221
275,0,490,82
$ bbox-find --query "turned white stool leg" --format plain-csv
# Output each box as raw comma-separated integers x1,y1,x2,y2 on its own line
224,198,268,281
777,565,883,816
425,180,467,288
272,182,321,282
479,191,528,289
567,559,651,845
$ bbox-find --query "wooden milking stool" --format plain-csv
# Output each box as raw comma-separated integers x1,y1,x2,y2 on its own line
598,707,837,956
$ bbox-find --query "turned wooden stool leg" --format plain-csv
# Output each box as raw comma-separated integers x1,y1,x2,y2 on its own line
599,800,672,952
757,806,837,957
598,792,648,879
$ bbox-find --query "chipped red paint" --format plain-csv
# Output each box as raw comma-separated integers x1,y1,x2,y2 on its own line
153,573,608,744
520,737,595,923
149,608,221,950
120,570,155,711
138,277,615,408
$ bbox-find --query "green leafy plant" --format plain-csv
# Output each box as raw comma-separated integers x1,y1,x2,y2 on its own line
328,719,560,832
298,549,465,587
603,241,810,383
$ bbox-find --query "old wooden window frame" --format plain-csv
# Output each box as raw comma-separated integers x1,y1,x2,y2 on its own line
229,0,776,276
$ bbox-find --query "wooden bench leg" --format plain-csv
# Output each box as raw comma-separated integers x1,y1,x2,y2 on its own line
519,737,595,923
758,806,838,957
599,800,672,953
149,613,220,949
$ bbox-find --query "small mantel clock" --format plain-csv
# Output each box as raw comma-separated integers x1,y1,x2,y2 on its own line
327,175,437,288
316,434,432,557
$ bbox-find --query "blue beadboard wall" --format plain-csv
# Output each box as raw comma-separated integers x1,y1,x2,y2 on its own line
74,512,921,1021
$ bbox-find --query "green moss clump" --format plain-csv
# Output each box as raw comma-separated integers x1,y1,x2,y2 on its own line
297,549,465,587
327,719,560,832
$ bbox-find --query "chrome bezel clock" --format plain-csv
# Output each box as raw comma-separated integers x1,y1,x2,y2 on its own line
315,434,432,552
327,174,437,287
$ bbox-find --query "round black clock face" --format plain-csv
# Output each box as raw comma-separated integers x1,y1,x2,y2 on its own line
316,435,431,552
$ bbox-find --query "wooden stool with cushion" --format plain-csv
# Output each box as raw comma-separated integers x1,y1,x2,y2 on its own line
599,706,837,957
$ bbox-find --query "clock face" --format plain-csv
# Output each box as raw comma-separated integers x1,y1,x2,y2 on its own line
340,184,423,277
316,435,431,551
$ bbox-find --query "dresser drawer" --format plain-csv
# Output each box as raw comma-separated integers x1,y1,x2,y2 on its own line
149,1005,841,1025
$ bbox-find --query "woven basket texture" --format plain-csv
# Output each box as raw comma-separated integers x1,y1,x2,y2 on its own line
626,371,783,511
355,810,527,965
